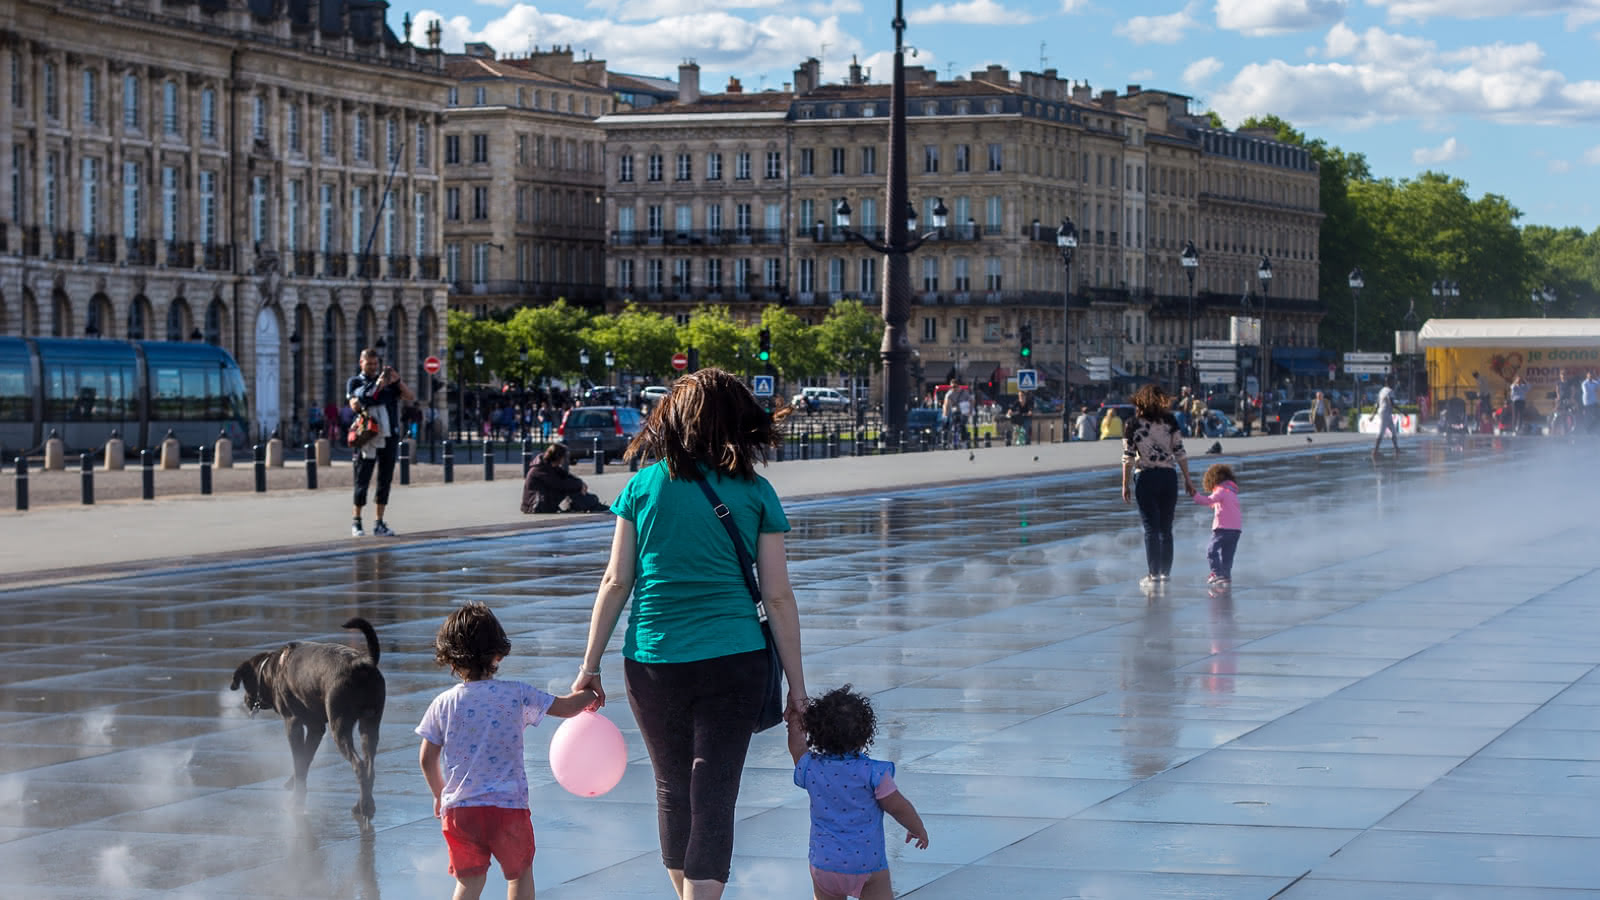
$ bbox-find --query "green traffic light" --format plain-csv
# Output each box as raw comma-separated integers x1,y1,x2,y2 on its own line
759,351,770,361
1020,347,1030,357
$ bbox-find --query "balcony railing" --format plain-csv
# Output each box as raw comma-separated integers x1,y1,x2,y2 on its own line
356,253,379,279
166,240,194,268
292,250,316,276
613,229,786,247
22,226,41,257
388,255,411,279
0,223,6,253
126,238,157,267
202,243,231,271
325,253,347,278
52,230,75,260
84,234,116,263
418,255,440,280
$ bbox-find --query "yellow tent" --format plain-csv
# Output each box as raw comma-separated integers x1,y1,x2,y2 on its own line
1420,318,1600,408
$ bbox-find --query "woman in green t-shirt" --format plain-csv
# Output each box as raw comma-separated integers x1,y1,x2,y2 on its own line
574,368,805,900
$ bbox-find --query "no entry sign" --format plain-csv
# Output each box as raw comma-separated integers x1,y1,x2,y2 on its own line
424,356,442,374
671,352,689,371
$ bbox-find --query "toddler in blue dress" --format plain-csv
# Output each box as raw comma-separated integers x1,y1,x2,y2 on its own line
789,686,929,900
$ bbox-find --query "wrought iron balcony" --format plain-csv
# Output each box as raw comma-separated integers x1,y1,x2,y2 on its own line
22,226,41,257
418,255,441,280
292,250,316,276
166,240,194,268
388,255,411,279
356,253,379,279
126,238,158,267
83,234,116,263
52,230,75,260
325,253,348,278
202,243,231,271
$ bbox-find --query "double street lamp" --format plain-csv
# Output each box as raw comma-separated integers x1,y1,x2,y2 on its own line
1431,279,1459,315
1057,219,1078,400
1180,240,1199,391
1256,256,1272,402
1348,266,1364,352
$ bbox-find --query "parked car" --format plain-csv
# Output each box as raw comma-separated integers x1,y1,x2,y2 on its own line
1285,409,1316,435
583,386,627,406
640,385,670,406
905,407,941,437
791,386,849,412
555,405,645,460
1261,399,1310,434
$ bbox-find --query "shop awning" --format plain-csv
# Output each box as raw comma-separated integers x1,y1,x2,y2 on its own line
1419,318,1600,348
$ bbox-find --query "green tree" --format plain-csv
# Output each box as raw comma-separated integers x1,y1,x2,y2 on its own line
502,300,591,386
815,299,883,379
581,304,681,379
679,306,755,372
446,309,512,385
759,305,829,380
1522,225,1599,316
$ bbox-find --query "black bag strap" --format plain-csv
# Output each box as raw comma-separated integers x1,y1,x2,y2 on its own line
694,476,768,625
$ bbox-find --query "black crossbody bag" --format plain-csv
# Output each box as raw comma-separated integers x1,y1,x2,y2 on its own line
694,476,786,733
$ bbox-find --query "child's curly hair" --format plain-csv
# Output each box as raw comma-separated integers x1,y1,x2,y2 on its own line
434,601,511,681
802,685,877,756
1202,463,1237,493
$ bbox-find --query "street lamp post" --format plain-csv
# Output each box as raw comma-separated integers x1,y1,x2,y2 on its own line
604,350,615,388
1348,266,1364,351
1180,240,1198,392
1431,279,1459,315
1532,285,1556,317
1057,219,1078,403
1399,299,1420,404
518,346,530,439
453,346,465,440
1256,256,1272,410
472,348,484,437
578,349,590,398
289,330,303,444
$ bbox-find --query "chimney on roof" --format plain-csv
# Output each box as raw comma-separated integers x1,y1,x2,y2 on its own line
464,42,496,59
1126,84,1140,95
727,76,743,93
793,57,820,94
849,54,863,85
1099,88,1116,107
1146,100,1168,133
678,60,700,105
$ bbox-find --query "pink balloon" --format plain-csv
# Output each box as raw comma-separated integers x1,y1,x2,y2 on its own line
549,710,627,797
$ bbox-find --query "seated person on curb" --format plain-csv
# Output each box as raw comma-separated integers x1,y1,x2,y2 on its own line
520,444,607,514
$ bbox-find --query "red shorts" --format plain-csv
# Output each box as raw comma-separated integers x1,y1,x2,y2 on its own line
441,806,535,880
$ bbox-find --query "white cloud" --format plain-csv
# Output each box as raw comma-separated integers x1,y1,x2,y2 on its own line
1183,56,1224,85
1368,0,1600,28
1584,145,1600,164
1412,136,1465,164
1061,0,1090,10
1548,159,1572,173
1208,25,1600,127
1129,68,1157,80
1215,0,1346,36
413,5,864,76
1115,5,1201,44
1321,22,1360,57
908,0,1037,25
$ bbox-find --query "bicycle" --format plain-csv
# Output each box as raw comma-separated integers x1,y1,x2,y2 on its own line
1549,402,1579,439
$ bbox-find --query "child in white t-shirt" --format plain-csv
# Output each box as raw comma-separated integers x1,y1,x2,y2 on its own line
417,602,596,900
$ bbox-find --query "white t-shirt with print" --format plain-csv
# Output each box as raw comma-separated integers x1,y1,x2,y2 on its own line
416,679,555,810
1376,386,1395,416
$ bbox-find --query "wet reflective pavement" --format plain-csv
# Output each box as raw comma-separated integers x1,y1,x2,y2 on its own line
5,439,1600,898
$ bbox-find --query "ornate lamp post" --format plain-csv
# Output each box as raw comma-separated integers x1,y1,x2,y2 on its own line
453,346,465,439
1431,278,1459,315
1180,240,1198,390
472,348,484,436
1256,256,1272,403
1397,299,1420,404
1532,285,1556,317
604,350,615,388
1057,219,1078,401
289,330,303,444
1348,266,1364,351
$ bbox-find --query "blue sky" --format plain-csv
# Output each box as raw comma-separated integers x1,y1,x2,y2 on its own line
408,0,1600,230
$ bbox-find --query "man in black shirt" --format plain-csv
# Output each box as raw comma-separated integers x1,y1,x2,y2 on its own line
347,347,414,536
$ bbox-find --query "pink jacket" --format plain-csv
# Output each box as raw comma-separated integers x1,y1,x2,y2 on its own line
1194,480,1241,531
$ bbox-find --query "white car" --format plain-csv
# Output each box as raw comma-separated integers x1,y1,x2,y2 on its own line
1286,409,1316,434
791,387,849,411
641,385,670,405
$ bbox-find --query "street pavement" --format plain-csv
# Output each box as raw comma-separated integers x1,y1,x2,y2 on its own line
4,432,1600,899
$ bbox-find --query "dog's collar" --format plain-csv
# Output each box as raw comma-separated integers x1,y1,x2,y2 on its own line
248,657,271,712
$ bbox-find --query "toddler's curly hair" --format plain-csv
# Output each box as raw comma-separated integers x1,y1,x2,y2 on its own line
802,685,877,756
1202,463,1237,493
434,601,511,681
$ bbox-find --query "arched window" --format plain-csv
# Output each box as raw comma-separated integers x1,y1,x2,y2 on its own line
166,297,191,341
205,297,225,345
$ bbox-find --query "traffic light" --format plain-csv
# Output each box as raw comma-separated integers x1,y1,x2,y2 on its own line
758,328,772,363
1019,324,1033,360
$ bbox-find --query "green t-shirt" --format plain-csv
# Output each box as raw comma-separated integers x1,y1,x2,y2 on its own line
611,462,791,664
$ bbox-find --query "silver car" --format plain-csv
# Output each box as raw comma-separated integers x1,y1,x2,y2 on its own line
556,406,645,460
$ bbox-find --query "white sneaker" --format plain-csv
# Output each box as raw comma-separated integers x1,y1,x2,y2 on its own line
373,520,395,537
1156,574,1170,584
1140,575,1160,592
351,521,365,537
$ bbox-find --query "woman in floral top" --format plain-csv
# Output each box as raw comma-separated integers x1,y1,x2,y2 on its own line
1121,384,1196,591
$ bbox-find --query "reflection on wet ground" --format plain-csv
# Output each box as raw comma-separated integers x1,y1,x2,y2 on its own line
4,439,1600,898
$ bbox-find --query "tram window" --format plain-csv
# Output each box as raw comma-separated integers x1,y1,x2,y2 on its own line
224,367,249,421
0,368,30,422
154,367,184,419
182,367,223,419
47,364,132,421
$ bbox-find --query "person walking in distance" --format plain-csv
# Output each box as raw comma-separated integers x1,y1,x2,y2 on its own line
1508,375,1530,435
348,348,413,536
1372,376,1400,455
1582,370,1600,434
1121,384,1196,592
1310,391,1330,432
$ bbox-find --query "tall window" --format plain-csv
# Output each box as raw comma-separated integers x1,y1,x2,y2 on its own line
471,133,488,164
646,153,662,181
923,144,939,173
200,88,216,139
617,259,633,290
162,80,178,134
287,179,302,250
444,134,460,165
797,258,814,293
672,258,690,291
161,166,179,242
473,86,486,105
445,243,460,282
319,183,335,253
413,191,429,257
471,186,488,220
765,150,782,179
9,54,20,110
252,95,267,141
764,203,782,235
646,205,662,236
861,146,877,175
986,196,1003,230
676,153,691,181
382,200,396,256
122,162,141,239
646,259,663,291
415,121,429,166
706,204,722,232
447,86,458,107
617,206,635,234
198,170,216,245
987,142,1003,172
674,203,691,233
764,258,781,291
830,147,845,175
985,257,1003,290
827,258,844,293
859,257,877,294
81,157,101,235
515,186,527,223
287,104,302,152
734,258,750,291
9,146,22,224
860,198,877,229
355,114,370,160
706,258,721,288
123,74,140,129
444,187,460,221
44,152,58,230
618,155,633,182
735,203,751,235
251,175,270,244
82,69,99,125
954,144,970,172
921,257,938,292
954,257,970,292
386,119,399,164
735,151,750,181
798,198,814,231
706,152,722,180
44,61,59,119
321,107,335,157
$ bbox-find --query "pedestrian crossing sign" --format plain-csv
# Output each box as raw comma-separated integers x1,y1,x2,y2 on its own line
752,374,775,397
1016,369,1038,391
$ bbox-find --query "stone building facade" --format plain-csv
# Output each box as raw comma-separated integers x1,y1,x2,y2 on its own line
600,60,1325,395
441,44,611,318
0,0,448,442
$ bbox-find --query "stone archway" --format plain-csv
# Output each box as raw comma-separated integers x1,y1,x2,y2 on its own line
253,305,282,440
51,289,72,337
87,293,114,338
205,297,227,345
128,295,153,340
322,302,345,408
21,288,38,336
167,296,193,341
385,303,408,379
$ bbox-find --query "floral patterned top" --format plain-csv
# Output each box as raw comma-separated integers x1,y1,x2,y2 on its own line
1122,415,1187,470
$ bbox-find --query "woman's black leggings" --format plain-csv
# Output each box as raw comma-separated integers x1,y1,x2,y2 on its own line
1135,467,1179,577
625,648,767,882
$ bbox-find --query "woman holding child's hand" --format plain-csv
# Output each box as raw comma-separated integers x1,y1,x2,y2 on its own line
575,369,804,900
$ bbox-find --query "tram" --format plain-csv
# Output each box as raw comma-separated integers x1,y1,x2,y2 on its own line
0,336,250,454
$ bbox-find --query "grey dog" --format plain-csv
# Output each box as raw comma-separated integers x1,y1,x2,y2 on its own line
231,617,386,821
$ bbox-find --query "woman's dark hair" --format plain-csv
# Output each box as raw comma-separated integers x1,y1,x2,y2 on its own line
625,368,790,480
1203,463,1237,493
802,685,877,756
1131,383,1177,426
538,443,569,466
434,602,511,681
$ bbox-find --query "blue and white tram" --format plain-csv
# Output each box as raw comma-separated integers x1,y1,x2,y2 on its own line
0,337,250,454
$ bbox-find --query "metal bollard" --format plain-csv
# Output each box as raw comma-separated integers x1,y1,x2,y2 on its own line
521,437,534,478
801,428,811,460
442,439,454,483
483,438,495,482
855,429,864,457
80,452,94,505
200,444,213,495
629,452,639,472
399,440,411,486
141,449,155,500
305,444,318,490
253,443,266,493
592,437,604,475
14,456,27,511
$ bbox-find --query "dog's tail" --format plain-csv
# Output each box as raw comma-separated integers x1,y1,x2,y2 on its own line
343,617,380,666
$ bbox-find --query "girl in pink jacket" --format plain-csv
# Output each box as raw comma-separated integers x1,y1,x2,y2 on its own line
1193,463,1242,589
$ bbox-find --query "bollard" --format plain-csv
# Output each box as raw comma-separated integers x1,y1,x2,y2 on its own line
104,430,125,471
214,431,234,468
141,449,155,500
253,443,266,493
13,456,27,511
160,429,181,469
629,451,639,472
43,429,64,471
305,443,318,490
521,437,534,478
200,443,213,495
314,437,331,469
855,429,864,457
399,440,411,486
265,431,285,468
801,428,811,460
442,439,454,483
80,452,94,505
985,431,993,449
592,437,604,475
483,438,494,482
